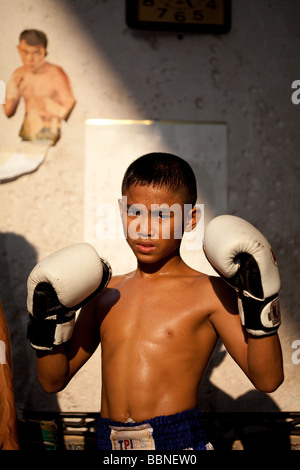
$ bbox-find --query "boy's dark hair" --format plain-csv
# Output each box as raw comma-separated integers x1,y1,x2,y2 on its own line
19,30,48,49
122,152,197,207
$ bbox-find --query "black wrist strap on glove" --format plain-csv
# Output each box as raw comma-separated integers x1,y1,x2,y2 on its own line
211,252,281,337
27,258,112,351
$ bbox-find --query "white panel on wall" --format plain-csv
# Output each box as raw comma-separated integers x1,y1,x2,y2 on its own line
85,119,227,275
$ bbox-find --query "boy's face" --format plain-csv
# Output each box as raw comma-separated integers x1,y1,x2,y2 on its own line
120,183,197,265
18,40,46,72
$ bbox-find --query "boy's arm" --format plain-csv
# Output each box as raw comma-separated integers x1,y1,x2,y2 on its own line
209,280,283,392
26,243,111,392
246,333,283,391
204,215,284,392
36,299,100,393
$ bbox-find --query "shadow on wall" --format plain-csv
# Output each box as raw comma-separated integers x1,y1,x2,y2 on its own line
0,232,60,414
198,339,291,450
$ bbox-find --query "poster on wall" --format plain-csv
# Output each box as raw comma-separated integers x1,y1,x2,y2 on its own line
0,29,75,182
85,119,227,276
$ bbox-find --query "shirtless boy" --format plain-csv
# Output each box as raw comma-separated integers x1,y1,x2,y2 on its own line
3,30,75,144
26,153,283,450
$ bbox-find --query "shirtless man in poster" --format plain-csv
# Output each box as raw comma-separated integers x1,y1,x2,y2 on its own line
26,153,283,450
3,29,75,144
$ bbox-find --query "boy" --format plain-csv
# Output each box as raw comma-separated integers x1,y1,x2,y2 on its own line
27,153,283,450
3,30,75,144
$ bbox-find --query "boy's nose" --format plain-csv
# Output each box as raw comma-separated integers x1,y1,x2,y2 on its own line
137,215,155,238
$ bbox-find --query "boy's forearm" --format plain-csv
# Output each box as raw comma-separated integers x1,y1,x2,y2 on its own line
247,333,284,393
36,345,70,393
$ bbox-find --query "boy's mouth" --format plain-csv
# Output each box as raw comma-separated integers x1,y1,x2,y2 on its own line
136,240,156,254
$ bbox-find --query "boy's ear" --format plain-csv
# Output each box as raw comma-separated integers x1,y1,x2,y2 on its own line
118,196,127,216
118,197,123,215
184,206,201,233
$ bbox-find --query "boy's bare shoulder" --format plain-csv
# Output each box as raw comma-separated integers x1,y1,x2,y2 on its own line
107,272,135,289
207,275,239,316
104,266,236,308
178,264,213,286
185,267,238,312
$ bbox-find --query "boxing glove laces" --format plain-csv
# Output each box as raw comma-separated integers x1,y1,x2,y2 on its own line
27,243,112,350
203,215,281,336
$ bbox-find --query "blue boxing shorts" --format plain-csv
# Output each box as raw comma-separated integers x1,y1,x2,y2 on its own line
97,408,213,450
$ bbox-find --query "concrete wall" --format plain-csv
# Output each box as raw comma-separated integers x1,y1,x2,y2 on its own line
0,0,299,416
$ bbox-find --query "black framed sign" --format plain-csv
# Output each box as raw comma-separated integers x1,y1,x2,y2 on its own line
126,0,231,33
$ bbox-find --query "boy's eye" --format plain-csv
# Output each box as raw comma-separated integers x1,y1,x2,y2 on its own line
127,206,143,217
153,211,170,220
127,209,140,217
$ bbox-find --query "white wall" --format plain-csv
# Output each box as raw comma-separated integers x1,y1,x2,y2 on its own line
0,0,299,416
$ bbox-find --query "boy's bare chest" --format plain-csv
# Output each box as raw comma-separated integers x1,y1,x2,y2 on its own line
99,277,208,344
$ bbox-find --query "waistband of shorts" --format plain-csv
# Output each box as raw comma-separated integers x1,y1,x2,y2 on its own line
97,408,209,450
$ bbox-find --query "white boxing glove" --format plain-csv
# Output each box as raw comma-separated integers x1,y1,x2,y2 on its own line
27,243,112,350
203,215,281,336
